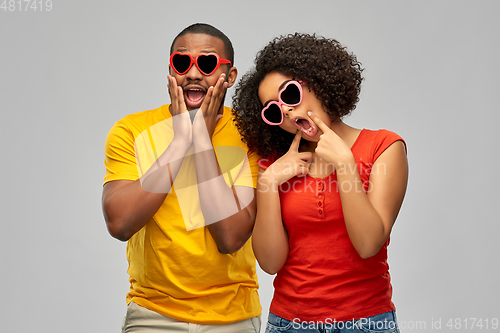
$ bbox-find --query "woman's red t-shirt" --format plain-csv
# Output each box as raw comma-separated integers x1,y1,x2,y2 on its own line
258,129,406,322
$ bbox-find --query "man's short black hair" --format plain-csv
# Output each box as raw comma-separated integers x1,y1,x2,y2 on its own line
170,23,234,66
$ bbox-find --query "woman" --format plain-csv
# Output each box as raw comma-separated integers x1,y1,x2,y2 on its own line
232,33,408,333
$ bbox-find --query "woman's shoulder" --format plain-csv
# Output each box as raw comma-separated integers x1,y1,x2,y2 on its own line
357,128,405,145
354,128,407,162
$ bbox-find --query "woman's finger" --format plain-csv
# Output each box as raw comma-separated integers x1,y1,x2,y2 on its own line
308,111,331,134
298,151,313,163
289,130,302,152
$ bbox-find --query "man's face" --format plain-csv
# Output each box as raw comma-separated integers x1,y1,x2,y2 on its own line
169,33,235,111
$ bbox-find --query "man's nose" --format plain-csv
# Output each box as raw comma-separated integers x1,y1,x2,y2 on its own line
185,62,203,80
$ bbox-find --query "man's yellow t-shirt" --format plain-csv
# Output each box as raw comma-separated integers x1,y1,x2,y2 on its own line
103,104,261,324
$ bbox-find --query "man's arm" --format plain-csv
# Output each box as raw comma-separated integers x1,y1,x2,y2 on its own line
103,180,165,242
102,139,191,241
206,193,256,254
193,144,257,253
103,77,193,241
191,75,257,253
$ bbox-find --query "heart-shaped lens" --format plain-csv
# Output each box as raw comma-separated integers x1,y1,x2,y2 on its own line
172,54,192,74
197,54,218,75
263,103,283,124
280,83,301,105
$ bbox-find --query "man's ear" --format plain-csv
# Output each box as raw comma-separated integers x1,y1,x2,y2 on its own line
226,67,238,88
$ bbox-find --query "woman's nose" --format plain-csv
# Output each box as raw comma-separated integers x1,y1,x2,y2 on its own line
281,104,294,118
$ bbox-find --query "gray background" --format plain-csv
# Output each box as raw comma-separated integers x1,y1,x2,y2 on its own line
1,0,499,332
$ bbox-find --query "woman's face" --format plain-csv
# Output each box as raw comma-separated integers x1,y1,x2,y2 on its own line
258,72,332,142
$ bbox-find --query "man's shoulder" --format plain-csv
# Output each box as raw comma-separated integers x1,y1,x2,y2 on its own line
117,104,171,127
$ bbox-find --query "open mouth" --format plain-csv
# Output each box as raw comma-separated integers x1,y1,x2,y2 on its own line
183,86,206,108
293,117,317,137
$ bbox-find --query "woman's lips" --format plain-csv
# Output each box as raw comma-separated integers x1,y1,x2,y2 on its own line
293,117,317,137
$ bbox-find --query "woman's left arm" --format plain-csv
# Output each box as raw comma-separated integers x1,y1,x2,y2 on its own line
309,112,408,258
336,141,408,258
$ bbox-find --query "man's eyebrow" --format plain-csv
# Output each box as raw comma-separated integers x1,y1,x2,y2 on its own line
174,48,218,54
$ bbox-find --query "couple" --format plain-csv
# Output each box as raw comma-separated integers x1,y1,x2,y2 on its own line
102,23,408,333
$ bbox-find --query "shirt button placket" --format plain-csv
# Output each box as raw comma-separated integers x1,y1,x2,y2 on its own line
317,180,325,218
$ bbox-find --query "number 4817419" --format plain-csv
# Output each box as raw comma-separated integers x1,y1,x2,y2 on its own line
446,318,499,330
1,0,53,11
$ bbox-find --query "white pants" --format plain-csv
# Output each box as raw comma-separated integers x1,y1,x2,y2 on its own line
122,302,261,333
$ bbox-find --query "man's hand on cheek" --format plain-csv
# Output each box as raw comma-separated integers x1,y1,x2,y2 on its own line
194,73,227,140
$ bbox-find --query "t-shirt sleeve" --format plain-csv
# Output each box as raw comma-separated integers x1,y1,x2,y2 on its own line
247,150,261,188
103,121,139,185
372,129,407,162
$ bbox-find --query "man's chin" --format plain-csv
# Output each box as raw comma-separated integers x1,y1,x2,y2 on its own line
186,105,201,112
185,101,203,110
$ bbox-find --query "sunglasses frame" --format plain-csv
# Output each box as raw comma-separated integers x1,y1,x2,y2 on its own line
261,80,304,125
169,52,232,76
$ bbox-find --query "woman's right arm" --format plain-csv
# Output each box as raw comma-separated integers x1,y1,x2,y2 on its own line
252,170,289,274
252,131,312,274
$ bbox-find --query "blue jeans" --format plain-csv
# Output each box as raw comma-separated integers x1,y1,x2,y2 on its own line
265,311,400,333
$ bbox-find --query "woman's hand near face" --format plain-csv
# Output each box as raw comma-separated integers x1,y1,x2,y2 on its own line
307,112,408,259
253,131,311,275
261,130,313,186
307,111,353,167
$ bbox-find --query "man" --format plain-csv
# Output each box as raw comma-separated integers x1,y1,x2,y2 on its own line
102,23,261,332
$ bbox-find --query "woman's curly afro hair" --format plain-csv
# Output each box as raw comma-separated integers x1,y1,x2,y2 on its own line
232,33,363,158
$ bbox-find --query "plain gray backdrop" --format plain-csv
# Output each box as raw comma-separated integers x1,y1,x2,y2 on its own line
1,0,499,332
